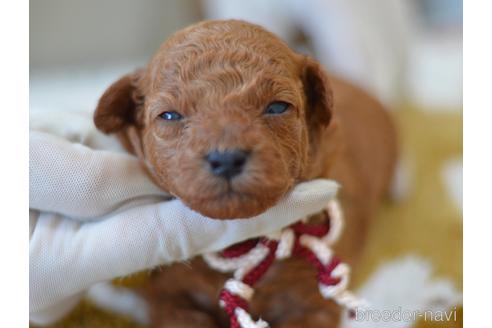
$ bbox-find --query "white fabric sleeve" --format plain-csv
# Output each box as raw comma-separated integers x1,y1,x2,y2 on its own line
29,130,169,219
29,109,340,324
29,179,338,324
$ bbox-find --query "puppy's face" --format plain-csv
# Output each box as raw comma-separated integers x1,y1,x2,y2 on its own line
94,20,333,219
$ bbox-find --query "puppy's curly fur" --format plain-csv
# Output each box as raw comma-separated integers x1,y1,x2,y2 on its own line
94,20,397,327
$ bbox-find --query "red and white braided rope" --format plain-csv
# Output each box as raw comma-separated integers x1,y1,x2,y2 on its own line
203,199,365,328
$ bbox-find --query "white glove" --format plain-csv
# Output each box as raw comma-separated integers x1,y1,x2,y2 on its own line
29,110,339,324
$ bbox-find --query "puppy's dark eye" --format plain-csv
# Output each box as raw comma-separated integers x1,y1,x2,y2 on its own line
265,101,290,115
159,111,183,121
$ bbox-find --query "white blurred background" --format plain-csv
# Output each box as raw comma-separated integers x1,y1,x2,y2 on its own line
30,0,462,113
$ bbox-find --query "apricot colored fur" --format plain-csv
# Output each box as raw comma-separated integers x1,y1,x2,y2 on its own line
94,20,397,327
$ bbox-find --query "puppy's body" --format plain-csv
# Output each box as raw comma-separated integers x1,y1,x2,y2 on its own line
94,20,397,327
145,76,396,328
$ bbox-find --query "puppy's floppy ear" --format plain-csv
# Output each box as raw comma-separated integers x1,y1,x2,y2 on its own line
94,69,144,134
301,57,333,128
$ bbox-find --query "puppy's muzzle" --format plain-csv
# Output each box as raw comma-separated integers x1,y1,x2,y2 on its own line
205,149,250,179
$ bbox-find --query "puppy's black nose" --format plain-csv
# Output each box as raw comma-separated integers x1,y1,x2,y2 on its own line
205,149,249,179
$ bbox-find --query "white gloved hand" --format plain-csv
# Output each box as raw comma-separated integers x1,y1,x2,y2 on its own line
29,110,339,324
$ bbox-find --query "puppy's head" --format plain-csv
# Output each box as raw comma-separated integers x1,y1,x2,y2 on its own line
94,20,333,219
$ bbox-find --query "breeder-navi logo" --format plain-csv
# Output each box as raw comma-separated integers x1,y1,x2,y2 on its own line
354,306,458,323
